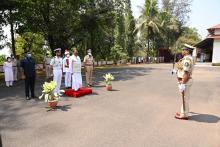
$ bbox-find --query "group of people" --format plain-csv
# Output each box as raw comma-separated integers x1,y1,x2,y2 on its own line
3,52,36,100
45,48,94,96
3,47,94,100
3,44,194,121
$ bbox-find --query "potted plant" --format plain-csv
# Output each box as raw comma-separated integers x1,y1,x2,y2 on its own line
39,81,60,108
103,73,114,91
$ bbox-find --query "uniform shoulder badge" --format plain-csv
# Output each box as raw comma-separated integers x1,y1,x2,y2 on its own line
184,62,190,67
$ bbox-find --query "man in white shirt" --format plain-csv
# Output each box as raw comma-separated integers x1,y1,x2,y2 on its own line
63,50,72,89
50,48,63,95
71,48,82,91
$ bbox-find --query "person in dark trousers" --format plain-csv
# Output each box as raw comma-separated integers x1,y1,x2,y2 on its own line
21,52,36,100
0,133,2,147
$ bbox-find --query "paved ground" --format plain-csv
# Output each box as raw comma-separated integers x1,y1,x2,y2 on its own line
0,64,220,147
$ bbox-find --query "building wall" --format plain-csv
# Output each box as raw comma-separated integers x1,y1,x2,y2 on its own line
215,29,220,35
212,39,220,63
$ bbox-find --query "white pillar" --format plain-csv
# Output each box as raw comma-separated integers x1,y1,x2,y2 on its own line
212,39,220,63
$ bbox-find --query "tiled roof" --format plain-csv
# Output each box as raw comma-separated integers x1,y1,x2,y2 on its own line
207,24,220,30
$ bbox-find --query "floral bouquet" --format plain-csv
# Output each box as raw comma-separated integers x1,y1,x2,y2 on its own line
39,81,59,102
103,73,114,86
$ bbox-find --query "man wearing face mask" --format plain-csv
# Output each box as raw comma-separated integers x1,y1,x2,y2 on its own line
83,49,94,87
20,52,36,100
71,48,82,91
63,49,72,89
3,56,14,87
50,48,63,95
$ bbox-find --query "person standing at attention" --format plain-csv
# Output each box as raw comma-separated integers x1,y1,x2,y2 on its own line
20,52,37,100
3,56,14,87
83,49,94,87
50,48,63,95
44,51,51,80
175,44,194,120
63,49,72,89
71,48,82,91
11,55,18,81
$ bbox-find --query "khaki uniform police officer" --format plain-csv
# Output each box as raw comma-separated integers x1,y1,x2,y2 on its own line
83,49,94,87
175,44,194,120
44,51,51,79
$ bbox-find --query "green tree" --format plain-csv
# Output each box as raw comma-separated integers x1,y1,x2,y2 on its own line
15,32,45,62
110,44,127,64
174,27,201,53
0,0,20,55
125,0,136,58
137,0,160,59
0,55,6,65
114,1,126,50
18,0,84,53
77,0,116,60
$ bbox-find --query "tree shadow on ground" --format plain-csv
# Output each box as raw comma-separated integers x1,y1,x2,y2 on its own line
92,66,154,86
0,101,43,131
0,66,152,132
189,112,220,123
46,104,72,112
0,77,44,99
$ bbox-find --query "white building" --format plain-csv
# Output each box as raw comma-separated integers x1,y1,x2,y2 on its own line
195,24,220,65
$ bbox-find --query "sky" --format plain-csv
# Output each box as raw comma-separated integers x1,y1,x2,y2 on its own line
1,0,220,55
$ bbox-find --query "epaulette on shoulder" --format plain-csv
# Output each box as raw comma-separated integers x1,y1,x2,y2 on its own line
184,57,192,61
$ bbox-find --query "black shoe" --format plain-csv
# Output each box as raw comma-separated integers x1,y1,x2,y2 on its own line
26,96,30,100
31,96,38,99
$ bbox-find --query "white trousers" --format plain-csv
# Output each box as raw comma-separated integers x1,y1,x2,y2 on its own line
72,72,82,91
53,69,62,94
6,81,13,87
64,72,72,88
180,79,193,117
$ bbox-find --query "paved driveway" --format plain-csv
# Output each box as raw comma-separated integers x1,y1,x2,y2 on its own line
0,64,219,147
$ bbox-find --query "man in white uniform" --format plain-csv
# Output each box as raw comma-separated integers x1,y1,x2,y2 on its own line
44,51,51,80
71,48,82,91
175,44,194,120
3,57,14,87
63,50,72,89
50,48,63,95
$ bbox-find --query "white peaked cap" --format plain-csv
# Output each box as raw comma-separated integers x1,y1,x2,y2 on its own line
54,48,61,52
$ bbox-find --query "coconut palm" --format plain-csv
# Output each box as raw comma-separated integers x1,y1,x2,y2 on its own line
136,0,160,61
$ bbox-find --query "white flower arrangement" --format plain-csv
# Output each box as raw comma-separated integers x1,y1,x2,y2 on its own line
39,81,64,102
103,73,114,85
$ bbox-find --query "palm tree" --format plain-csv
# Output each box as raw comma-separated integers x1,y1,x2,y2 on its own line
136,0,160,61
159,10,180,48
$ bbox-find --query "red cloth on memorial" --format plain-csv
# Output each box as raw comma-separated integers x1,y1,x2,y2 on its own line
64,88,92,98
